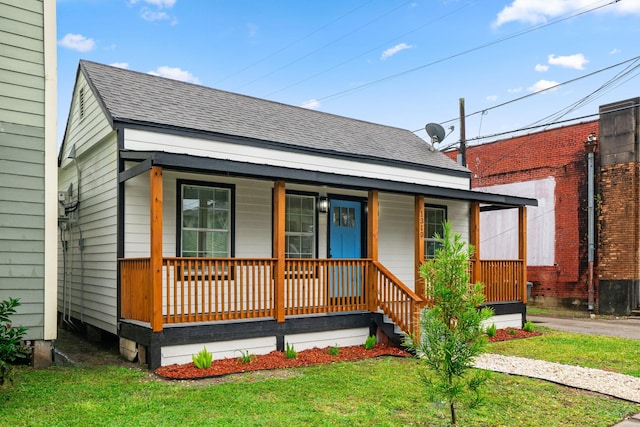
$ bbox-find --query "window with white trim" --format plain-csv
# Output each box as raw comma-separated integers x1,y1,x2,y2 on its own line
425,205,446,259
180,183,231,257
285,194,316,258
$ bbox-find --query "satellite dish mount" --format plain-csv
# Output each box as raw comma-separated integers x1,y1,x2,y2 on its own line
425,123,446,151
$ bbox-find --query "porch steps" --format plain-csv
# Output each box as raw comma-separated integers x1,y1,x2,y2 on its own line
374,314,408,348
630,308,640,319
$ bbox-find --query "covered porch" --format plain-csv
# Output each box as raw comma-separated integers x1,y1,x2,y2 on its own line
119,166,529,340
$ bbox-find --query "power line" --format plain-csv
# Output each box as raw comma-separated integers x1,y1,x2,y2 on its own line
214,1,373,85
313,0,618,105
232,0,415,91
264,1,473,98
419,55,640,132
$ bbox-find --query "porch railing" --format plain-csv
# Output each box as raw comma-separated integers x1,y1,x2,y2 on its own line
284,259,368,315
372,261,424,338
119,257,525,333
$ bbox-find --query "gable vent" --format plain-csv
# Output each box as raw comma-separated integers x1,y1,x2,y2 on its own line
79,87,85,120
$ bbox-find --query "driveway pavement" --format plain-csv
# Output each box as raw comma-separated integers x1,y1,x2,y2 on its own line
528,315,640,340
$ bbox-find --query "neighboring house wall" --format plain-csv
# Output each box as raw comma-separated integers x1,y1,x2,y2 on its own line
446,121,598,308
58,72,118,334
0,0,57,342
597,98,640,315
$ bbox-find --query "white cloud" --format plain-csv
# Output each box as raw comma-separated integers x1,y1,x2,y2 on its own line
508,87,523,93
300,99,320,110
58,33,96,52
110,62,129,69
535,64,549,72
528,79,559,93
381,43,414,60
130,0,176,8
491,0,640,27
147,66,200,84
548,53,588,70
610,48,621,55
141,8,170,21
486,95,498,102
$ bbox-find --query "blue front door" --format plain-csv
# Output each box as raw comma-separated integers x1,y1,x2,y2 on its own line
329,199,363,298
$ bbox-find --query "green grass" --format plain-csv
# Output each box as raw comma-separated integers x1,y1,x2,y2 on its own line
0,355,638,426
489,327,640,377
526,306,589,318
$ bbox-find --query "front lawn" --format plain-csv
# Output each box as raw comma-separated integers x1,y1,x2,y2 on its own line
489,328,640,377
1,353,638,426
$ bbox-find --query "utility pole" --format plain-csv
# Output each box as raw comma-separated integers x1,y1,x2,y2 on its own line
459,97,467,167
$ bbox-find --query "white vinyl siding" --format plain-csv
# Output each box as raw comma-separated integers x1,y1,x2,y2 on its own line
123,129,470,190
58,133,118,334
378,193,415,288
124,172,273,259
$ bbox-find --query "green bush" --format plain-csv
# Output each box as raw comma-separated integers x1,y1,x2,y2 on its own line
363,335,376,350
0,297,30,386
328,344,340,356
486,323,497,338
404,221,493,427
192,347,213,369
523,320,535,333
237,349,254,364
285,342,297,359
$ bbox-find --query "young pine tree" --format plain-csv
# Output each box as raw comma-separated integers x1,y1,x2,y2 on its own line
405,221,493,426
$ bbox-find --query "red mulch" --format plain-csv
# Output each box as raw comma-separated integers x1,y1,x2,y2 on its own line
156,344,409,380
488,327,542,342
156,328,541,380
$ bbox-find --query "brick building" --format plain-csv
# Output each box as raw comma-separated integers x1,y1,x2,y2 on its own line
445,97,640,315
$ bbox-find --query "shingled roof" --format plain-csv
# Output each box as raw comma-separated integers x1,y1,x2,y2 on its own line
80,60,468,174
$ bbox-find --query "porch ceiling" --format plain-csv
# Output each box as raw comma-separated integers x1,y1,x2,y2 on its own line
119,149,538,208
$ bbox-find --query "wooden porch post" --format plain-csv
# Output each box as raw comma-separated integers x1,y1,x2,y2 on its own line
470,201,481,285
414,195,425,297
273,181,286,322
367,190,379,312
518,206,528,304
150,166,163,332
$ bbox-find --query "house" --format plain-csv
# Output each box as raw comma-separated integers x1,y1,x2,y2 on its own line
58,61,536,369
0,0,57,368
445,97,640,316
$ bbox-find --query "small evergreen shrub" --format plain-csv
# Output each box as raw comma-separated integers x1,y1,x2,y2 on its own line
192,347,213,369
285,342,297,359
363,335,376,350
508,328,517,335
486,323,497,338
1,297,30,386
523,321,535,333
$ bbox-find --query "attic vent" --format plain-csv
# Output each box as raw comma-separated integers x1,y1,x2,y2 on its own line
79,87,85,120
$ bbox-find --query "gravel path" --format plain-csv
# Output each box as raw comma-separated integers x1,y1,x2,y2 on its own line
475,353,640,403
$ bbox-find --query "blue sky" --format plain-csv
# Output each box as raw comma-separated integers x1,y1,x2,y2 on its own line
56,0,640,148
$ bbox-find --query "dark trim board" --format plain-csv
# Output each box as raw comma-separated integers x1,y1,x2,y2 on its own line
119,312,375,369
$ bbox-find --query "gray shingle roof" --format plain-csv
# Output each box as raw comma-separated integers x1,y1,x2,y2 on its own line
80,60,468,174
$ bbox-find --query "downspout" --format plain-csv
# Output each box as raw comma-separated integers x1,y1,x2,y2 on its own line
585,134,597,312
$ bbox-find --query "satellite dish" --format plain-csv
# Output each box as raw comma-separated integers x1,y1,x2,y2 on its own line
425,123,446,143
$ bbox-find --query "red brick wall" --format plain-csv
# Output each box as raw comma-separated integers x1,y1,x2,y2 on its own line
445,121,598,306
598,162,640,279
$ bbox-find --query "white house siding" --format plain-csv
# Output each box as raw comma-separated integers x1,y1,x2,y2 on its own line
123,128,470,190
0,0,56,340
378,193,415,289
428,197,470,244
476,178,554,265
58,136,118,334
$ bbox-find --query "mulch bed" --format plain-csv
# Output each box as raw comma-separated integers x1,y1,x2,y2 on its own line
156,328,541,380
